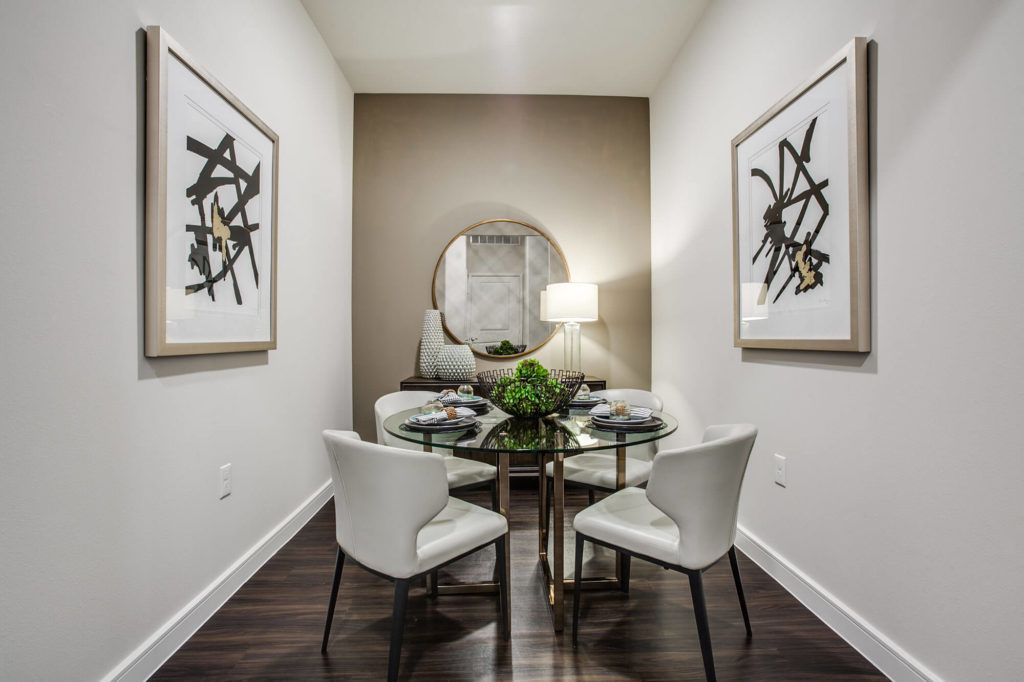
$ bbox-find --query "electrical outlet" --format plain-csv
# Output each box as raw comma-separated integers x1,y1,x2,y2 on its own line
774,453,787,487
219,463,232,499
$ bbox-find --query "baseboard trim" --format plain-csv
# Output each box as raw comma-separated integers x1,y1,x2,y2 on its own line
735,526,939,682
102,481,334,682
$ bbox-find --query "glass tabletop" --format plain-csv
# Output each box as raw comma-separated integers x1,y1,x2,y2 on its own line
382,405,678,454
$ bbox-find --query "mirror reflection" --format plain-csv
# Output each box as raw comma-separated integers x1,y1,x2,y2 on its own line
432,219,569,358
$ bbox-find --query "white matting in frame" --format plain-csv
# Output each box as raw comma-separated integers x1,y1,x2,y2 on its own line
145,26,278,357
732,37,869,352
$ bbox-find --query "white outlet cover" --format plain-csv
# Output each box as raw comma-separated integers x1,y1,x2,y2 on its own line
773,453,787,487
219,463,232,499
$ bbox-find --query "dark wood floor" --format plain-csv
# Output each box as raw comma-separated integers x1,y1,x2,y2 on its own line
154,483,884,680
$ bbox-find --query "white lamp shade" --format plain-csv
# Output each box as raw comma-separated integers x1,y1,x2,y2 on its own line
545,282,599,322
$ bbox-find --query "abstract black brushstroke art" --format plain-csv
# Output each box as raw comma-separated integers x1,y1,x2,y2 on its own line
145,26,278,357
750,116,830,304
731,37,869,351
184,133,261,305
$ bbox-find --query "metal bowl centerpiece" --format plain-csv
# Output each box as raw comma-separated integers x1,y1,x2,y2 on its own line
477,360,584,418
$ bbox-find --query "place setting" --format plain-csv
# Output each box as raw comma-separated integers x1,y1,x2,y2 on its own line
435,386,491,413
587,400,664,432
568,384,606,409
402,405,480,433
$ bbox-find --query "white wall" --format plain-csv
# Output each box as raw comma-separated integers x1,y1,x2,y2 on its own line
651,1,1023,680
0,1,353,680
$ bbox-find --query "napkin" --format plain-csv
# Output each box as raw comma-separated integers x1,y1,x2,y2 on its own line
436,390,479,406
410,407,476,424
589,404,653,420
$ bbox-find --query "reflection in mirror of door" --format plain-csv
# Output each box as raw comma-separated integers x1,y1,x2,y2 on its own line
434,220,569,357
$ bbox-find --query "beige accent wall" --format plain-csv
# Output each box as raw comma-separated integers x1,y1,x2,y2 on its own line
353,94,651,440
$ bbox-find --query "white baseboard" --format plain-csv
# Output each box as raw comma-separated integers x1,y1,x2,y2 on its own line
735,526,939,682
102,481,334,682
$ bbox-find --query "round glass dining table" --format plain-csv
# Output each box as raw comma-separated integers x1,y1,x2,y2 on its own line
383,405,678,631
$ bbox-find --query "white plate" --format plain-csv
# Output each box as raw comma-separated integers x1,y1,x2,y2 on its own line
440,397,487,407
591,415,653,426
403,416,479,432
589,416,664,432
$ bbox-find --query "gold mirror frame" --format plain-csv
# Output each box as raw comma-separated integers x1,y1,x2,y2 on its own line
431,218,569,359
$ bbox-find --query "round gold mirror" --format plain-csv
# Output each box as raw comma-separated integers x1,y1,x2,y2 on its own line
432,219,570,358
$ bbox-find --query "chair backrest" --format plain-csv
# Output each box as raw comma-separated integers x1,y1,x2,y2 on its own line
645,424,757,570
592,389,664,460
592,388,663,412
374,391,438,446
322,430,449,577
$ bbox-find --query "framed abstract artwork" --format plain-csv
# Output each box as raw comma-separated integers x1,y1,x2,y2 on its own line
145,26,278,357
732,37,869,352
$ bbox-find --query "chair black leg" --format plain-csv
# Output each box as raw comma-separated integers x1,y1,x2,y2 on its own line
572,532,585,647
428,569,439,598
620,553,631,593
494,538,510,640
728,546,752,637
587,488,595,506
688,571,716,682
387,579,410,682
321,546,345,653
491,477,499,511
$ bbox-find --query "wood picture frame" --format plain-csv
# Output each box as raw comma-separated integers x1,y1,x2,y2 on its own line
732,37,869,352
145,26,278,357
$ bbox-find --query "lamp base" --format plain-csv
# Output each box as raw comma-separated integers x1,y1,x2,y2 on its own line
562,321,581,372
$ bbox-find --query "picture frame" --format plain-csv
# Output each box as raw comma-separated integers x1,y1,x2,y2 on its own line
732,37,869,352
145,26,278,357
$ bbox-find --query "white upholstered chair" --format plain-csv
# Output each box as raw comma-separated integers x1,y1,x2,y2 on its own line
545,388,664,505
320,430,509,682
571,424,758,682
375,391,497,497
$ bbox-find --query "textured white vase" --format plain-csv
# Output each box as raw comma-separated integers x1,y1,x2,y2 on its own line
436,345,476,381
418,310,444,378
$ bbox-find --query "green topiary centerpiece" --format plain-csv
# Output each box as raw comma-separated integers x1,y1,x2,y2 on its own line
477,360,584,418
488,339,523,356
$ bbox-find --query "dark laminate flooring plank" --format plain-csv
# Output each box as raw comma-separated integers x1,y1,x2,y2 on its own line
153,484,885,681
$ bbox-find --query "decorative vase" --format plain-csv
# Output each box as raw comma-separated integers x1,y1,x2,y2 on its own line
418,310,444,378
436,345,476,381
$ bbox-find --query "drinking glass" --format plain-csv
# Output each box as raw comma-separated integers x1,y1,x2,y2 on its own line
609,399,630,421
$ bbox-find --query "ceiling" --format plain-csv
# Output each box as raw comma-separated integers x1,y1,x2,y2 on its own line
301,0,710,97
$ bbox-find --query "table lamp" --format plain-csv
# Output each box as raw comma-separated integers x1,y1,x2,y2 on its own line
544,282,598,372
